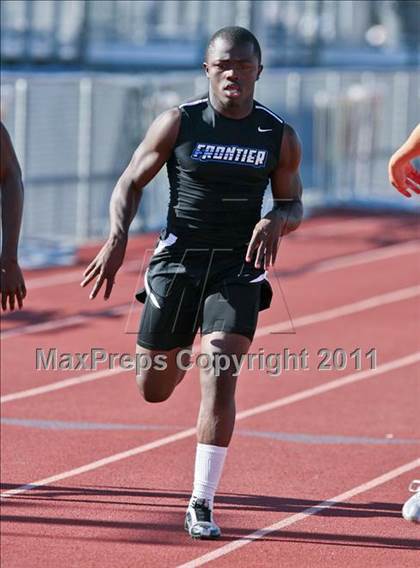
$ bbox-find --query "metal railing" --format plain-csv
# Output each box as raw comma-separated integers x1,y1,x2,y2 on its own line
1,69,419,266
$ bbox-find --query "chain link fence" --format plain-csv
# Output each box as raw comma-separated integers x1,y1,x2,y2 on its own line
1,69,419,266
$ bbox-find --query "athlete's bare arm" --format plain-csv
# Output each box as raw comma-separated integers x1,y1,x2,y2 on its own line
81,108,181,299
0,122,26,311
388,123,420,198
246,123,303,269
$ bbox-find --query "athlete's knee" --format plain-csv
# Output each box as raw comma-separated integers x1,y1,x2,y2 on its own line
142,387,172,404
135,373,173,403
135,362,184,403
134,345,189,402
136,374,174,402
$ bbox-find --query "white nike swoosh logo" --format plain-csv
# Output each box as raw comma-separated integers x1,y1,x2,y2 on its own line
258,127,273,133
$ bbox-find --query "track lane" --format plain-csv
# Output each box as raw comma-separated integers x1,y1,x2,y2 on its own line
175,460,420,568
2,352,419,497
2,246,419,396
1,214,420,567
2,437,419,567
2,214,419,337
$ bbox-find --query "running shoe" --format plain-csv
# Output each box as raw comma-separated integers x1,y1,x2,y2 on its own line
402,479,420,523
184,497,221,539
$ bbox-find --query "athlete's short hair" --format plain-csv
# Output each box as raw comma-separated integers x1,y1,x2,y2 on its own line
206,26,262,64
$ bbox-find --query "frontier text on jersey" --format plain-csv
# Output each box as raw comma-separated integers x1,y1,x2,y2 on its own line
191,143,268,168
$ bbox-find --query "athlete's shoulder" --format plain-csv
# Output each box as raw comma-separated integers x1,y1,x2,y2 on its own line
0,121,21,180
280,123,302,163
149,106,181,133
178,94,209,113
254,101,285,126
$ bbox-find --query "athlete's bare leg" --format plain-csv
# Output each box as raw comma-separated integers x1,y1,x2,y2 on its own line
135,344,192,403
197,331,251,447
183,331,251,539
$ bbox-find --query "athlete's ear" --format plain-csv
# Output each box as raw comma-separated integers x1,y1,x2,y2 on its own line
256,64,264,81
203,62,210,78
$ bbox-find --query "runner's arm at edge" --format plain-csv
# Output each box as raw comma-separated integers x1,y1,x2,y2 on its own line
109,107,181,242
270,123,303,236
81,107,181,299
246,123,303,268
0,122,26,310
388,123,420,197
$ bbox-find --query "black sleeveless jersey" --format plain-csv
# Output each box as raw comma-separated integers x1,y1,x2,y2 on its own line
164,95,284,250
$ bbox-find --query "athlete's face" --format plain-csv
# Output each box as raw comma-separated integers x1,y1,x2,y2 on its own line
204,38,263,107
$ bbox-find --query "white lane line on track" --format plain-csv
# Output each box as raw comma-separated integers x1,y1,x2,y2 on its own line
0,367,127,404
255,284,420,336
313,240,420,273
2,285,419,404
18,220,419,291
5,241,419,341
296,218,382,236
24,259,143,290
1,304,130,340
22,220,375,290
176,457,420,568
1,351,419,498
235,352,420,420
0,428,195,499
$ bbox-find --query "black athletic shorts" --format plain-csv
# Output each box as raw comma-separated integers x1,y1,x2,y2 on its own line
135,232,273,350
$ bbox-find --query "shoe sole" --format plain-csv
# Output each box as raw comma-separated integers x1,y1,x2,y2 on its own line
184,518,221,539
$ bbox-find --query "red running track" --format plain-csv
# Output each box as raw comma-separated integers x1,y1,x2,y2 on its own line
1,213,420,567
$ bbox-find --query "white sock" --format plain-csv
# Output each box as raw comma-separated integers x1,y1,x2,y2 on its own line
190,443,228,510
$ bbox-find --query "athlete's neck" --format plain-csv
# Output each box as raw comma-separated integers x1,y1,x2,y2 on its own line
209,90,254,120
